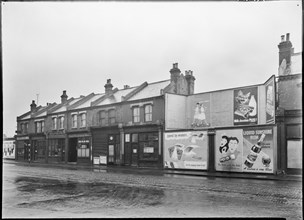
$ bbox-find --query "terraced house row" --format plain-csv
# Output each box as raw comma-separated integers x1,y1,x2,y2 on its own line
15,34,302,174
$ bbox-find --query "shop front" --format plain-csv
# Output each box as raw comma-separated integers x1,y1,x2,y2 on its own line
123,125,162,168
16,136,30,161
31,135,47,163
67,132,91,165
91,126,121,166
47,133,66,163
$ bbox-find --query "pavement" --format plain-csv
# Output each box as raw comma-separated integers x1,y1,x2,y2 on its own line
3,159,302,182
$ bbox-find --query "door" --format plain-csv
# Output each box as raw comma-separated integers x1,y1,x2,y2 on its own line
131,143,138,166
68,138,77,162
124,143,132,165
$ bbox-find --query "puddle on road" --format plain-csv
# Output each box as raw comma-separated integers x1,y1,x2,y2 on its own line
14,176,164,210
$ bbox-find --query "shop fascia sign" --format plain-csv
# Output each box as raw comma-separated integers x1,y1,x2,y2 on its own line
78,139,90,144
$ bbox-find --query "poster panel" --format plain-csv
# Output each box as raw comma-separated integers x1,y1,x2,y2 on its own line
215,129,243,172
164,131,208,170
242,127,274,173
233,87,258,125
190,98,211,129
265,76,275,124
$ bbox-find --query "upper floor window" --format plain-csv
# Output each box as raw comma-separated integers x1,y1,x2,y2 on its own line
144,104,152,122
35,121,44,133
132,107,140,123
41,121,45,133
72,114,77,128
109,109,116,125
59,116,64,129
99,111,107,126
52,117,57,130
25,123,28,133
80,113,86,127
21,123,25,133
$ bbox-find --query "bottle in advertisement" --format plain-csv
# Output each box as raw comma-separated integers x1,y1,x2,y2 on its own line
248,95,257,116
244,133,266,168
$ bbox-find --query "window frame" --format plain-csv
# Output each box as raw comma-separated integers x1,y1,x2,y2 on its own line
59,116,64,129
80,113,86,128
109,109,116,125
52,117,57,130
132,106,140,123
144,104,153,122
72,114,78,128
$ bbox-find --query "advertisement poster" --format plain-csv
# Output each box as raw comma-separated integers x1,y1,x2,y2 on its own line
242,127,273,173
233,87,258,125
265,76,275,124
215,129,243,172
190,99,211,129
164,131,208,170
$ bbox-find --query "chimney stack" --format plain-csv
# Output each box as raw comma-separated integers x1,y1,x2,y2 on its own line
30,100,37,113
278,33,293,66
104,79,113,95
185,70,196,95
61,90,68,103
169,63,181,84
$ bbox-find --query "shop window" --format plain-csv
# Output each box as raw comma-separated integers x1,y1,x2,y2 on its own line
144,105,152,122
48,139,64,157
139,132,158,160
52,117,57,130
59,116,64,129
77,144,89,157
132,107,140,123
72,114,77,128
80,113,86,127
109,109,116,125
77,138,90,158
132,134,138,143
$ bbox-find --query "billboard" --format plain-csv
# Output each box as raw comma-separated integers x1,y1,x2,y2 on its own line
215,129,243,172
242,127,274,173
164,131,208,170
215,126,274,173
265,75,275,124
233,87,258,125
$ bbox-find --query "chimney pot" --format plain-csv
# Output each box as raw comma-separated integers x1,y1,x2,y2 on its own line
286,33,290,41
281,35,285,42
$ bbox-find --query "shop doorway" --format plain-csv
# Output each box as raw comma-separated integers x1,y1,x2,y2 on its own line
124,134,139,166
68,138,77,162
108,134,120,165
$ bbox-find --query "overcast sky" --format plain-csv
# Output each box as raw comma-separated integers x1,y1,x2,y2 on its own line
2,1,302,137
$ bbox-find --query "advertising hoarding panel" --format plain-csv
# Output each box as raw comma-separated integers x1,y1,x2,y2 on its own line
164,131,208,170
187,94,211,129
242,127,274,173
215,129,243,172
265,75,275,124
233,87,258,125
215,126,275,174
165,94,187,130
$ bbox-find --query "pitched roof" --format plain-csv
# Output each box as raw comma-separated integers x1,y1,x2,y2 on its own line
127,80,170,101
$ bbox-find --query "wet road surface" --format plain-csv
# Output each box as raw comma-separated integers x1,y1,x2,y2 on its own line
2,162,302,218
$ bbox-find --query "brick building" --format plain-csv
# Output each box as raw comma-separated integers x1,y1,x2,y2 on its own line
15,63,195,168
